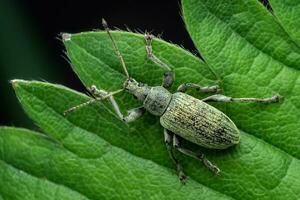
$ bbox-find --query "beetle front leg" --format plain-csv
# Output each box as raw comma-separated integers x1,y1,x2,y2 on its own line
89,85,145,123
173,135,220,176
145,33,174,89
164,129,187,184
202,94,283,103
123,107,146,123
177,83,220,93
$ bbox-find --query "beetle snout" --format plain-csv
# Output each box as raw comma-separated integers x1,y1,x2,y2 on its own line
123,78,134,89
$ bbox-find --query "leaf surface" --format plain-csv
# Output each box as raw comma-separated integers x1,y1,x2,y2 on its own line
182,0,300,158
1,0,300,199
269,0,300,46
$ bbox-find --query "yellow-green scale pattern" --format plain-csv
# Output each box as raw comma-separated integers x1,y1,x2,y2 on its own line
160,92,240,149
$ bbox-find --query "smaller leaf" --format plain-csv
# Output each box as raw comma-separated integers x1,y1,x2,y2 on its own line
10,79,300,200
0,127,232,200
0,127,89,200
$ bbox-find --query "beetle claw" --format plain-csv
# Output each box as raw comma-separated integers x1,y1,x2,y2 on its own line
274,95,284,102
179,172,188,184
214,168,221,176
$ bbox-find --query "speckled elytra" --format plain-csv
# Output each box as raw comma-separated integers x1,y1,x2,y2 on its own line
64,19,282,184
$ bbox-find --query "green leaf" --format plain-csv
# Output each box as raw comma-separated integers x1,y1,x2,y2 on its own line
2,0,300,199
0,127,90,200
269,0,300,47
181,0,300,198
6,78,300,200
182,0,300,157
0,97,230,200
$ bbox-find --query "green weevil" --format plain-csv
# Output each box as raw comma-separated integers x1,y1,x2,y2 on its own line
64,19,282,184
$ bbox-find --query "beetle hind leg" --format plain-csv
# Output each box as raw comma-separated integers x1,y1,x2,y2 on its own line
173,135,220,176
164,129,188,184
202,94,283,104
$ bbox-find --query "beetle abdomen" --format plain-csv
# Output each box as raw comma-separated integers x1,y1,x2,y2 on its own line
160,92,240,149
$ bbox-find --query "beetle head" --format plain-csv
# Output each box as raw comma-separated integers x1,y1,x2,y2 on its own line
123,78,150,101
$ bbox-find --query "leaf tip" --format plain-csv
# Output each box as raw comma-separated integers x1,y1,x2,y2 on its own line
10,79,19,88
10,79,27,89
61,33,72,42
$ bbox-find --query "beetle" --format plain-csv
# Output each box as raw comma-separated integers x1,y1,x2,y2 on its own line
64,19,282,183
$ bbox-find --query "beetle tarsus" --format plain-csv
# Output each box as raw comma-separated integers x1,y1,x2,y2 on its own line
164,129,188,184
202,156,221,176
177,165,188,184
173,134,221,176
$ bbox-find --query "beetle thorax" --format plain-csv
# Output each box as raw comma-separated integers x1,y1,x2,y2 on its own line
124,79,172,116
143,86,172,116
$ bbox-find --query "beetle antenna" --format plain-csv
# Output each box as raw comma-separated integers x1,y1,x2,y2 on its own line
102,18,130,78
64,88,123,115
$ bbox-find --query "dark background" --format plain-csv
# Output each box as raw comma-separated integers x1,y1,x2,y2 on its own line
0,0,269,128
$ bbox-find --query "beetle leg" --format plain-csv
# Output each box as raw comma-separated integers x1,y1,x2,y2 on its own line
202,94,283,103
88,85,145,123
145,33,174,89
123,107,146,123
177,83,220,93
173,135,220,176
164,129,187,184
